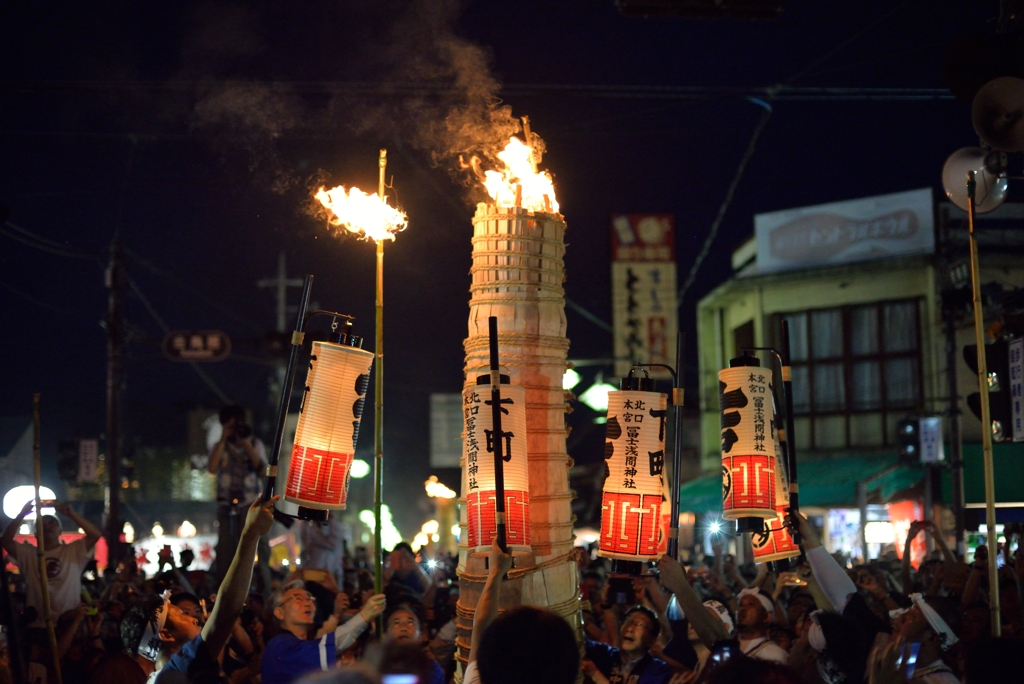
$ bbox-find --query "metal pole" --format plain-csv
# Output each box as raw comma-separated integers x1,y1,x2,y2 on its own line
940,205,967,557
374,150,387,602
780,320,800,546
104,240,123,566
857,480,868,563
263,275,314,500
668,332,685,559
487,317,508,551
33,394,62,684
966,171,1001,636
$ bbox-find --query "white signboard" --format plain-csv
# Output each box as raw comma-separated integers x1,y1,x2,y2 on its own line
78,439,98,483
611,214,678,380
754,188,935,274
430,393,464,468
1011,337,1024,442
919,417,945,463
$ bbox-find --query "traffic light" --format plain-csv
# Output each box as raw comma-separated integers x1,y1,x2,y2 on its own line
896,419,920,463
963,340,1013,441
57,438,79,481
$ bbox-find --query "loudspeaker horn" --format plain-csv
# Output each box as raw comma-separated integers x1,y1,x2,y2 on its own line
972,76,1024,152
941,147,1008,214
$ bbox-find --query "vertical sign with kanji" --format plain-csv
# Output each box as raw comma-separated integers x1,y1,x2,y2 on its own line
611,214,678,380
77,438,99,483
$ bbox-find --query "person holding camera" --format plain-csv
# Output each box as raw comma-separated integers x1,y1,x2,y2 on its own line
209,405,268,584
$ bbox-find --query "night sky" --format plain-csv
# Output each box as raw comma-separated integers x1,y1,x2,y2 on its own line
0,1,999,533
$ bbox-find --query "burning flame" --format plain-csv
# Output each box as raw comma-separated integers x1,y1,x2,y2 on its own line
478,137,559,213
314,185,408,242
425,475,456,499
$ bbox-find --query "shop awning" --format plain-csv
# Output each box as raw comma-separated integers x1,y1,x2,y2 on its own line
678,453,923,514
941,441,1024,505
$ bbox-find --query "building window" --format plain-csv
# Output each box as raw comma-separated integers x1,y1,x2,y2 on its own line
779,299,922,417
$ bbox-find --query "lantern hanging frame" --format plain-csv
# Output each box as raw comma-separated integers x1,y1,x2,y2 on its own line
738,342,801,550
263,303,363,521
626,332,686,560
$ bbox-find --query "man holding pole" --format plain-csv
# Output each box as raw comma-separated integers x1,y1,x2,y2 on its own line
2,500,101,633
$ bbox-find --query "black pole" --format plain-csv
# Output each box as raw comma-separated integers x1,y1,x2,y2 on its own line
668,332,685,559
487,316,508,552
104,240,123,563
779,320,800,546
263,275,314,501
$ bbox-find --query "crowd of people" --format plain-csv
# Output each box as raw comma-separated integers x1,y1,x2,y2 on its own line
1,497,1021,684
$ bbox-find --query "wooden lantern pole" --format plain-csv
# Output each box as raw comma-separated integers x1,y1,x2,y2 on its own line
966,170,1001,636
374,150,387,598
779,321,800,546
33,394,62,684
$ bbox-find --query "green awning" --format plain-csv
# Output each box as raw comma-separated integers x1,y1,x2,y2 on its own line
679,453,924,514
941,441,1024,504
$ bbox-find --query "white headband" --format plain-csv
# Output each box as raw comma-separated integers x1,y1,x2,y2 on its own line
910,593,958,651
738,588,774,616
138,591,171,661
807,610,827,651
704,599,734,633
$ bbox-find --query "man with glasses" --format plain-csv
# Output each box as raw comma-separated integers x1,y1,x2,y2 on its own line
262,581,385,683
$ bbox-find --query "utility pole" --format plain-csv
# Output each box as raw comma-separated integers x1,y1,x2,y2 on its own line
257,252,304,404
940,205,967,557
104,240,124,563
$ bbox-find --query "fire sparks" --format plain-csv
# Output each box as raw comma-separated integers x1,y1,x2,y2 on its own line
478,137,559,213
314,185,408,242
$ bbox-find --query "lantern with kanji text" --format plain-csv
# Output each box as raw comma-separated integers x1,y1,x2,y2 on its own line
719,357,778,532
462,374,531,553
284,335,373,519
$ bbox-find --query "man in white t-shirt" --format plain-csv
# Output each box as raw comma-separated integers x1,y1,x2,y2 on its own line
734,588,789,664
2,500,101,629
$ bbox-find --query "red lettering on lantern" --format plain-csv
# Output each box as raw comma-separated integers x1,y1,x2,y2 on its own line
599,492,665,557
465,490,531,550
285,445,353,507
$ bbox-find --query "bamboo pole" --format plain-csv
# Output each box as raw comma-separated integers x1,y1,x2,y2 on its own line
966,171,1001,636
33,394,62,684
374,150,387,614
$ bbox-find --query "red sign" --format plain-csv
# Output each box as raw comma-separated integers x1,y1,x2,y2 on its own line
611,214,676,262
465,490,530,549
285,446,353,508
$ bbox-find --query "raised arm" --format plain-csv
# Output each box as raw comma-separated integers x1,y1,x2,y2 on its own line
657,556,729,649
793,512,854,613
208,420,233,474
2,501,33,556
56,501,102,551
901,522,922,596
923,521,956,565
468,542,514,665
203,495,278,657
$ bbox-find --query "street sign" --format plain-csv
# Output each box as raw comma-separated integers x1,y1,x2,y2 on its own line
1011,337,1023,442
78,438,98,483
162,330,232,362
919,416,945,463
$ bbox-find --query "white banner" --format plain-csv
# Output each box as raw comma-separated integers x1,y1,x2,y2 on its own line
919,417,945,463
754,188,934,273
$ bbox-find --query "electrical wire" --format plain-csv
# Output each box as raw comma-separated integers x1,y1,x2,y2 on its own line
0,280,82,317
2,221,100,261
125,273,233,405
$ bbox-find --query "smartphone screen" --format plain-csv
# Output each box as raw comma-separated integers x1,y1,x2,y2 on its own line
904,642,920,679
382,676,418,684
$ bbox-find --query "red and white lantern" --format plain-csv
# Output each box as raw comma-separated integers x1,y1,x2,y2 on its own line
751,422,799,562
598,390,670,561
285,341,373,510
462,377,531,553
719,366,777,521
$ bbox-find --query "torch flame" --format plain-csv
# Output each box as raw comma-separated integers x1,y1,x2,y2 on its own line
480,137,559,213
425,475,456,499
314,185,408,242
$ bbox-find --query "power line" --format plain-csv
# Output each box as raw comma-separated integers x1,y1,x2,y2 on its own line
0,280,82,317
2,221,100,260
125,273,233,405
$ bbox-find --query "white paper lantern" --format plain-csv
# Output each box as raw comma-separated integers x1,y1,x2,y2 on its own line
719,366,777,521
284,341,373,510
598,390,670,561
462,377,531,553
751,416,799,562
